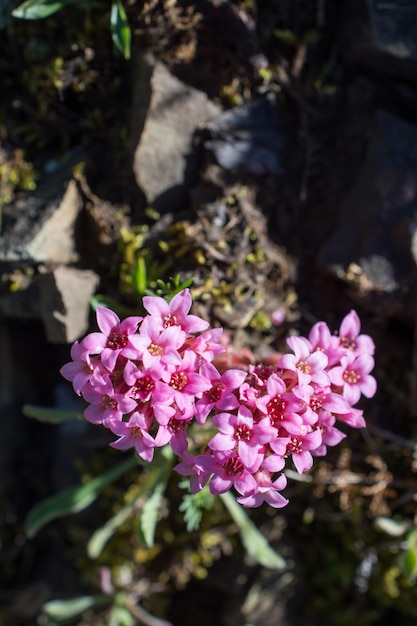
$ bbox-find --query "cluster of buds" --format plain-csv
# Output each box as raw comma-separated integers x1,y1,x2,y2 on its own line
61,289,376,508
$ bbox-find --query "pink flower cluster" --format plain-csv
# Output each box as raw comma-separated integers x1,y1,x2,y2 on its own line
61,289,376,508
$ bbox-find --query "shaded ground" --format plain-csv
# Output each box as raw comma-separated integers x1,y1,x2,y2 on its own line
1,1,417,625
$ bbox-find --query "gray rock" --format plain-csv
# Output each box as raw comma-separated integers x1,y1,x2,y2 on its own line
204,97,286,176
37,266,99,343
322,110,417,302
131,56,222,212
0,178,83,264
368,0,417,59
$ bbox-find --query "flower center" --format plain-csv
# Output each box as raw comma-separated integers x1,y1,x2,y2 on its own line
296,360,311,375
163,314,178,328
252,365,274,382
223,455,244,476
106,329,128,350
207,381,226,402
343,369,360,385
169,371,188,391
267,396,287,426
132,375,155,396
235,424,252,441
148,342,164,356
310,395,323,412
286,436,302,455
168,418,183,434
340,336,357,351
130,426,142,438
103,396,117,410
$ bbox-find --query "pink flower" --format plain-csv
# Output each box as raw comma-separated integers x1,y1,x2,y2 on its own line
142,288,209,333
201,451,259,496
278,428,322,473
183,327,225,362
279,335,329,386
82,307,142,371
209,406,275,469
256,373,304,434
154,417,189,456
237,470,288,508
292,383,351,424
271,307,286,326
329,353,377,405
338,310,375,356
82,385,137,426
163,350,212,403
60,341,106,395
312,411,346,456
308,321,345,367
335,407,366,429
131,316,185,372
195,362,247,424
109,412,156,462
174,453,212,494
61,290,376,509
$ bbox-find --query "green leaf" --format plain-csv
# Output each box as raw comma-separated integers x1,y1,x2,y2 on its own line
138,448,173,547
88,447,172,557
134,256,147,296
139,481,167,548
179,483,214,531
374,516,410,537
87,499,137,559
401,547,417,580
23,404,83,423
25,455,137,538
12,0,80,20
109,605,135,626
110,1,131,60
220,491,286,570
400,528,417,579
42,595,108,621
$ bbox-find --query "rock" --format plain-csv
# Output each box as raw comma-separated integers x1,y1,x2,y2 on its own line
321,109,417,320
0,178,83,264
37,266,99,343
131,56,222,213
204,97,286,176
346,1,417,121
368,0,417,60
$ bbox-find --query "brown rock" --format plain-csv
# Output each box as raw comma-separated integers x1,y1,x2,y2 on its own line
132,57,221,212
37,266,99,343
0,178,83,265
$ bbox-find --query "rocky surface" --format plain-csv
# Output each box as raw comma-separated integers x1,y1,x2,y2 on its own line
131,55,222,213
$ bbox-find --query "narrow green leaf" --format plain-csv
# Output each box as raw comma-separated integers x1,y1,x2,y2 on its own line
12,0,80,20
110,1,131,60
42,595,108,621
139,481,167,548
138,450,172,547
25,455,137,538
23,404,83,423
87,500,136,559
134,256,147,296
400,528,417,579
401,547,417,579
220,491,286,570
88,448,172,557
